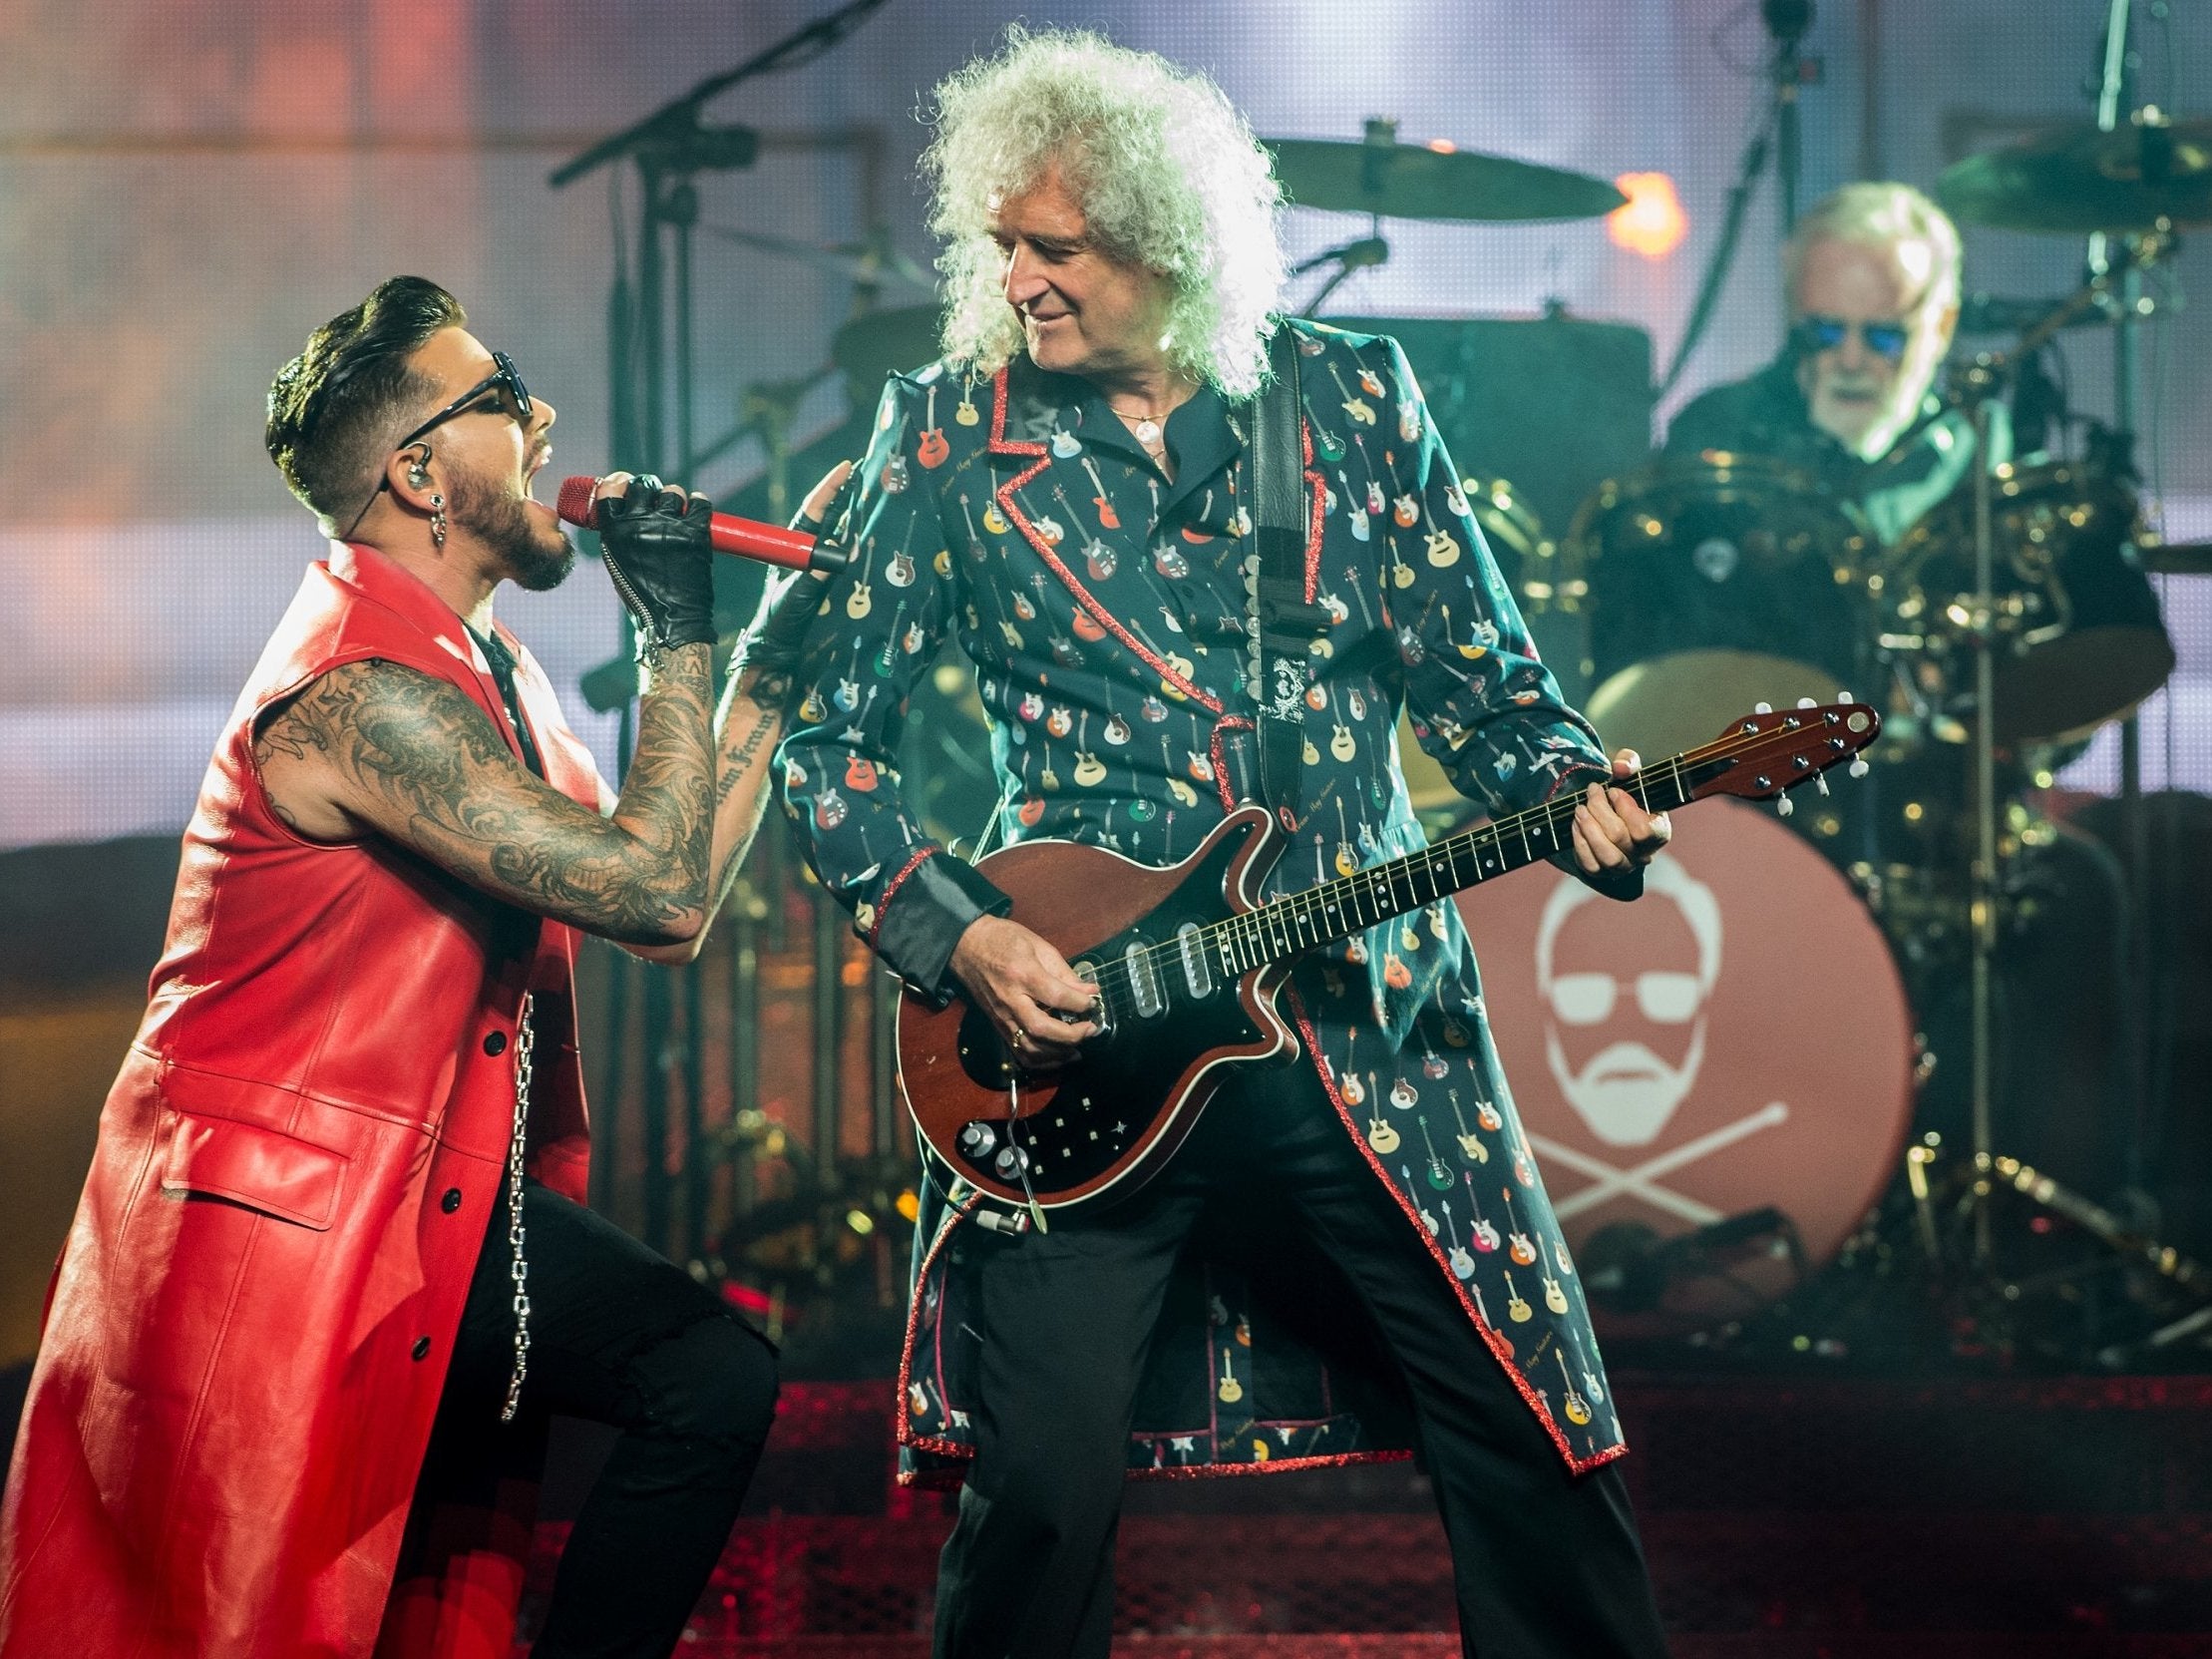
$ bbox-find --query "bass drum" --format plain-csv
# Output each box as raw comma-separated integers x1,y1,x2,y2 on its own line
1456,798,1915,1339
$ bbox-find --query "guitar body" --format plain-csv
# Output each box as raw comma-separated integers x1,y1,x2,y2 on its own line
898,805,1295,1210
898,703,1883,1217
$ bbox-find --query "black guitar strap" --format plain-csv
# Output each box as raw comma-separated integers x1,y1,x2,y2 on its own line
1247,323,1330,823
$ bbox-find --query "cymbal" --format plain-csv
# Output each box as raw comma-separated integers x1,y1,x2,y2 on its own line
1938,111,2212,233
1267,135,1626,223
832,304,941,392
700,222,934,291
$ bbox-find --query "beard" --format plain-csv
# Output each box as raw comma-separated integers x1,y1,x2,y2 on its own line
1807,369,1925,462
1545,1020,1708,1148
1800,318,1948,463
448,465,575,592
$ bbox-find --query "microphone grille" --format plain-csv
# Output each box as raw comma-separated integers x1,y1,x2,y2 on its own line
554,474,600,530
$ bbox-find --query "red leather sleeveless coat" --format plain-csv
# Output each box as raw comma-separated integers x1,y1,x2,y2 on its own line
0,543,604,1658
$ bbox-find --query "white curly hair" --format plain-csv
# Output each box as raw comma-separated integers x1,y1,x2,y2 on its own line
921,26,1287,397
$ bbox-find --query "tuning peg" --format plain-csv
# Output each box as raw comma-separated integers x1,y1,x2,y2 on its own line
1754,701,1773,715
1796,696,1817,709
1814,772,1830,797
1776,791,1794,817
1838,691,1855,705
1849,756,1870,779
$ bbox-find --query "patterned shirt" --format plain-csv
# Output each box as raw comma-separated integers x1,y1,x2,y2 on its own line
781,319,1639,1475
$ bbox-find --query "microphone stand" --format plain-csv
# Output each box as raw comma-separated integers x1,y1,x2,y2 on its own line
1659,0,1816,396
552,0,895,1251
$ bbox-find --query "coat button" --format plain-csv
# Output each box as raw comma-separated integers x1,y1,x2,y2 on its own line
441,1187,463,1213
484,1031,508,1055
411,1336,431,1361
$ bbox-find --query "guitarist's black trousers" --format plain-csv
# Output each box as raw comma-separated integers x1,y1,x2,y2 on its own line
931,1065,1670,1659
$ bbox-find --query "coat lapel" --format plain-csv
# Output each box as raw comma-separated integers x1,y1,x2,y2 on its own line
988,361,1223,714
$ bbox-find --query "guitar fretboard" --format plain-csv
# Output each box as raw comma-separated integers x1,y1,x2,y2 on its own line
1207,754,1702,979
1074,704,1871,1029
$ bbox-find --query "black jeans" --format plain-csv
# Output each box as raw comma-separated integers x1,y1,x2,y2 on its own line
430,1180,779,1659
932,1068,1670,1659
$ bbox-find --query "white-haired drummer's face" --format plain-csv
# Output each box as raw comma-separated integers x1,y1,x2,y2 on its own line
1791,236,1954,462
988,160,1178,390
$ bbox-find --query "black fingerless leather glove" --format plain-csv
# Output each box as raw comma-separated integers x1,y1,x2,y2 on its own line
735,570,831,684
595,479,716,661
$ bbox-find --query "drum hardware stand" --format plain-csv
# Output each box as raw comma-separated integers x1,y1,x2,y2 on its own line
1935,223,2170,1269
2087,0,2157,1204
1287,118,1399,312
1290,226,1391,314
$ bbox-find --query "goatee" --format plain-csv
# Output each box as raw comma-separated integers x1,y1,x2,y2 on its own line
451,469,575,592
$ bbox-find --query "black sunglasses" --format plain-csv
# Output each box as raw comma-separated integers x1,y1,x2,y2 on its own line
337,351,535,540
395,350,534,449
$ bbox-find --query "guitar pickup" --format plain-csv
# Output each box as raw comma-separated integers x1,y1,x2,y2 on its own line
1110,948,1160,1022
1177,922,1214,1001
1076,959,1119,1034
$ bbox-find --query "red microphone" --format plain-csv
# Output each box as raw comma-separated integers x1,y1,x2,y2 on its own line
555,475,851,573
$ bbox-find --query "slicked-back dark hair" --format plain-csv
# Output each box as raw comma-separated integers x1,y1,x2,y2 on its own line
265,276,467,529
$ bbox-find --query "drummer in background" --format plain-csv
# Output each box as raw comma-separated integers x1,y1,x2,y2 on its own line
1665,182,2003,545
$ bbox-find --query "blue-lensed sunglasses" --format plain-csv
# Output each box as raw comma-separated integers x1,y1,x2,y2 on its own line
1795,314,1910,362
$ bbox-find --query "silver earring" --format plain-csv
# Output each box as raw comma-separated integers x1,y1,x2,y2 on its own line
430,495,447,548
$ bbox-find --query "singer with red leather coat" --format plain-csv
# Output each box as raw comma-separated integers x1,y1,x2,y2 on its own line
0,276,834,1659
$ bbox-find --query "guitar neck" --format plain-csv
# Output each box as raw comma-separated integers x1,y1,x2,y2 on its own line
1226,755,1709,975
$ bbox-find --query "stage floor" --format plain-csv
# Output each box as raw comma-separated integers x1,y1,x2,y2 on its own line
515,1373,2212,1654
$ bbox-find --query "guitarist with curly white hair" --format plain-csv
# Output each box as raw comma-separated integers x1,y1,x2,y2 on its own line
780,27,1675,1659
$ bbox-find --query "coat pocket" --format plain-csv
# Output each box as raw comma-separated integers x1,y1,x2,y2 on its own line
161,1108,348,1230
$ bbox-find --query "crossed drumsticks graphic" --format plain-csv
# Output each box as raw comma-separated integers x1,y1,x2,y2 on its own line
1530,1101,1790,1226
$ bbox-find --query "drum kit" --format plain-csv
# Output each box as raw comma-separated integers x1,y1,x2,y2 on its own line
1252,111,2211,1363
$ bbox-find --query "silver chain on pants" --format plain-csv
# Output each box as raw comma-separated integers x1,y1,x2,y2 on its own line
500,993,535,1423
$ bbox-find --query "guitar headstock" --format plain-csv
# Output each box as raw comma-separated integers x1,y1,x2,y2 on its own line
1681,701,1882,807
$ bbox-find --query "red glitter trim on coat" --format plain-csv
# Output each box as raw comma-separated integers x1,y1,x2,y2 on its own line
1133,1447,1413,1480
892,1190,983,1455
1541,762,1612,804
1286,986,1627,1476
987,369,1220,715
1209,714,1254,813
1300,410,1325,604
867,846,939,949
895,1440,1413,1488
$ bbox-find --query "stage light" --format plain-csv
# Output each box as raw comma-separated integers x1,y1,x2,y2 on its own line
1608,172,1688,260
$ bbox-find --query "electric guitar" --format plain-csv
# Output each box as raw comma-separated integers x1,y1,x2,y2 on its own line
898,703,1879,1217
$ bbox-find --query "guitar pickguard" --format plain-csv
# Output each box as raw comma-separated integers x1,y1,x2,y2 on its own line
939,832,1278,1197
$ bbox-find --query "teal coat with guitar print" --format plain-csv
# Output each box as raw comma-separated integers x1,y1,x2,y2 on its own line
778,318,1639,1479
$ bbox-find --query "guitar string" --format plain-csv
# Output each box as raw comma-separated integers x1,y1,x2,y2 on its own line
1071,713,1859,1023
1157,708,1856,986
1083,748,1682,1015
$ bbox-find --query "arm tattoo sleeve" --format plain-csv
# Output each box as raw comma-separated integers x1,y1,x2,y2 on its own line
273,651,715,945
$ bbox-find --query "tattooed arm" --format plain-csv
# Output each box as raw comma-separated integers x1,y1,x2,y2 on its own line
255,641,716,946
623,465,849,964
619,659,791,964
